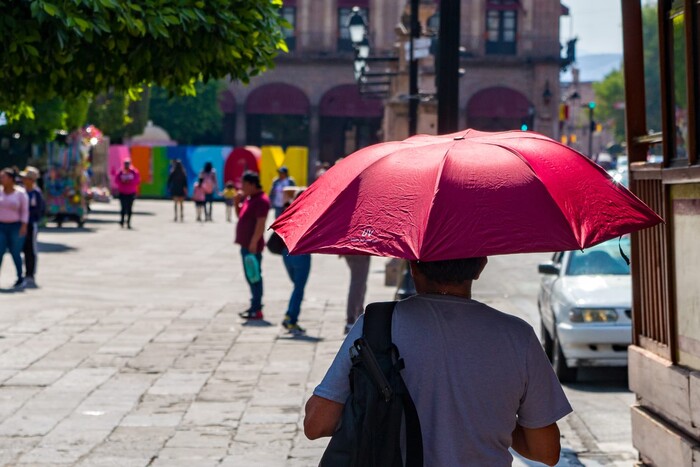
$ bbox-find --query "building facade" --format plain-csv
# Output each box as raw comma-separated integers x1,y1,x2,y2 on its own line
224,0,566,174
621,2,700,465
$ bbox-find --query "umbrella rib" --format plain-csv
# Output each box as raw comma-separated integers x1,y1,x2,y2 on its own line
418,141,455,259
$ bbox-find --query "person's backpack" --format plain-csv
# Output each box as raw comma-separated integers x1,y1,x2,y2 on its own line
202,173,215,194
319,301,423,467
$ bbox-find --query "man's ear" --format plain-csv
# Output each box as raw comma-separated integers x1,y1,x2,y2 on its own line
473,257,488,280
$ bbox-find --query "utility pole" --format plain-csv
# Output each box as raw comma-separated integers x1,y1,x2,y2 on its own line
587,101,596,158
437,0,460,134
409,0,419,136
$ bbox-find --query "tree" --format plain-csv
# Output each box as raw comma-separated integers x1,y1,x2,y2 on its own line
0,0,288,118
592,3,663,142
149,81,224,145
593,70,626,142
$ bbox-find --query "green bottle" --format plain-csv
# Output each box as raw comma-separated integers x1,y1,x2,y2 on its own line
244,254,261,283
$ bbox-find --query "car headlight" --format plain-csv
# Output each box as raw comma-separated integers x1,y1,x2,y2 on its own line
569,308,618,323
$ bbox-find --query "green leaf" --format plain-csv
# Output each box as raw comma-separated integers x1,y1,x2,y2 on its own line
43,3,59,16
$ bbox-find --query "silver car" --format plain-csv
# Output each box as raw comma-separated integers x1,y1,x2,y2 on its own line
537,237,632,382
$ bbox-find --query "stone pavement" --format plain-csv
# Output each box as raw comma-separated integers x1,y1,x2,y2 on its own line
0,200,629,466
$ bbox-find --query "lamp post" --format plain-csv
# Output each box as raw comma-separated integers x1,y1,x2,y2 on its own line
437,0,460,134
408,0,419,136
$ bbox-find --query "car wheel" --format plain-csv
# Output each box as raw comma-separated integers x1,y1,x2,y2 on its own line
540,321,554,361
552,332,577,383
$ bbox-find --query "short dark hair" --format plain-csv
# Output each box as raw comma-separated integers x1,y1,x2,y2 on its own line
242,171,261,188
414,257,486,284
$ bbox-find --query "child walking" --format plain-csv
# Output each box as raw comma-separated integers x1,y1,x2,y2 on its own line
221,181,237,222
192,178,206,222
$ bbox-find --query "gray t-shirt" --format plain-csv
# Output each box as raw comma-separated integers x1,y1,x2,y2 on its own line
314,294,573,466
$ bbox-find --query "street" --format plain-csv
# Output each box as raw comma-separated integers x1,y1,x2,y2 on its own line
0,200,635,466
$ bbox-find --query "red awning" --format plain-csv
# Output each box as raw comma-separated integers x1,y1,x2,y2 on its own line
246,83,310,115
338,0,368,7
467,87,532,118
319,84,383,118
486,0,521,11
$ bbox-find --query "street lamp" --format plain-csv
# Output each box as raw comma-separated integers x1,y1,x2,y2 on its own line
347,7,367,45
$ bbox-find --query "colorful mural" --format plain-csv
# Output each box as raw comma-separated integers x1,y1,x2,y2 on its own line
108,145,309,198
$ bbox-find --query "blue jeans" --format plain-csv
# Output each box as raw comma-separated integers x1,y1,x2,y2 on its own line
282,250,311,323
240,247,263,311
0,222,25,280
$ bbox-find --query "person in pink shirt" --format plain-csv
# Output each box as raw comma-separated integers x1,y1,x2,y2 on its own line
192,177,207,222
0,167,29,290
114,159,140,229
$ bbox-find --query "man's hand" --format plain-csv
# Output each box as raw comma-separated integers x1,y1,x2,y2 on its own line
511,422,561,466
304,395,344,440
248,241,258,254
19,224,27,237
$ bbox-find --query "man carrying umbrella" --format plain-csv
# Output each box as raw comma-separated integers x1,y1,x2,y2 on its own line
272,129,662,465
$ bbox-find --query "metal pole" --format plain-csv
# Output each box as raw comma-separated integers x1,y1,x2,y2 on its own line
437,0,460,134
409,0,419,136
588,105,594,157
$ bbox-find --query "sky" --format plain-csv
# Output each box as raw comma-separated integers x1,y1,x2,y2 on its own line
560,0,624,56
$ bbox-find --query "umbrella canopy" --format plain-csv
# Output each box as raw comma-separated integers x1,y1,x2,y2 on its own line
271,129,662,261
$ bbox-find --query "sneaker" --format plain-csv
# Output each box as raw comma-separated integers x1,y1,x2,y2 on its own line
240,310,264,320
238,308,252,318
284,322,306,336
12,278,26,290
24,277,37,288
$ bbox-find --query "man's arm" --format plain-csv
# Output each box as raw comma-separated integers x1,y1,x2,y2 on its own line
248,217,266,252
304,395,344,440
511,422,561,466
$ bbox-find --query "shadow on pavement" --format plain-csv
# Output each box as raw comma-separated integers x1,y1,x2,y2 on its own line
88,208,156,217
39,226,95,234
85,218,120,225
564,367,629,392
38,241,78,253
242,320,273,327
0,288,25,294
278,334,324,343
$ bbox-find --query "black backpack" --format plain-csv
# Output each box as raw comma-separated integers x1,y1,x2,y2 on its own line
319,301,423,467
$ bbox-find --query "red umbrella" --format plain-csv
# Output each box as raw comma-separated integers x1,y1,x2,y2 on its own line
271,129,662,261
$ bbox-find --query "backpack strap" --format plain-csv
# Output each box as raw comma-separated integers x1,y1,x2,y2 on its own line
363,301,424,467
363,301,396,354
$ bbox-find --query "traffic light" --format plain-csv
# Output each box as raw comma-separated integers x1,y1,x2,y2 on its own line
590,120,597,132
520,123,528,131
588,101,596,109
559,103,569,121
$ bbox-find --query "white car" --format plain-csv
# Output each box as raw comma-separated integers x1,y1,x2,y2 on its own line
537,237,632,382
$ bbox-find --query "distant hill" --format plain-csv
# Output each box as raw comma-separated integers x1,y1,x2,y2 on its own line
560,53,623,83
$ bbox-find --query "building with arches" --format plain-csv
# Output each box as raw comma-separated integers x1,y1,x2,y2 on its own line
222,0,567,175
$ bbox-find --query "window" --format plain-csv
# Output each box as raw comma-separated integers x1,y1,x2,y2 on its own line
485,0,518,55
280,6,296,51
338,7,368,52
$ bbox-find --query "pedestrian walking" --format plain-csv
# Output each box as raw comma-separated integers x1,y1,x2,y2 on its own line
167,159,188,222
114,159,140,229
342,254,371,333
269,166,295,218
279,186,310,335
235,171,270,321
199,162,218,222
305,257,572,466
192,178,206,222
0,167,29,290
221,181,237,223
19,167,44,288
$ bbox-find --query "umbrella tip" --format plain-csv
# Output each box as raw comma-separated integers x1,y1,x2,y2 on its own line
454,136,465,141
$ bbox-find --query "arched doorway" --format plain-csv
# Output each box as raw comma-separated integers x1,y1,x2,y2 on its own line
246,83,310,148
466,87,534,131
319,84,383,163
